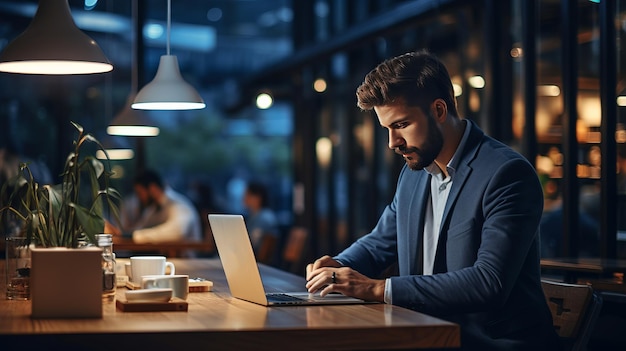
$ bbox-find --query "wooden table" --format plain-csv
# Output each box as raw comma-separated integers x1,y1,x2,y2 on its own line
0,258,460,350
540,257,626,296
540,257,626,276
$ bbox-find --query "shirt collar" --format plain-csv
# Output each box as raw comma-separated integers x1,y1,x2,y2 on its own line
425,119,470,179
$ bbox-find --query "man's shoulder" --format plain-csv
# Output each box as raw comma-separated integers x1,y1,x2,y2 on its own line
458,122,528,169
477,136,530,167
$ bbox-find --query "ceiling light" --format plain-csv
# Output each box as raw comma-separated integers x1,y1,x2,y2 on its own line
132,0,205,110
96,149,135,160
108,94,160,136
313,78,327,93
453,83,463,97
468,76,485,89
256,93,273,109
537,85,561,97
96,135,134,161
108,0,159,137
0,0,112,75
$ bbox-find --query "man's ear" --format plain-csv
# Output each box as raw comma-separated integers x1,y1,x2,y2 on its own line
433,99,447,121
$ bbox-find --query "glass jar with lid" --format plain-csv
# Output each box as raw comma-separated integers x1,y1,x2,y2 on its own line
96,234,116,301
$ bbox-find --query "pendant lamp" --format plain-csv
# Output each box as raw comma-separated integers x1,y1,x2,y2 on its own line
96,135,135,161
108,0,159,137
107,93,160,136
0,0,112,75
132,0,205,110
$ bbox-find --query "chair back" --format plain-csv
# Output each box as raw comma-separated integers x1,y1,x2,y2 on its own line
256,234,278,264
281,227,308,273
541,279,603,351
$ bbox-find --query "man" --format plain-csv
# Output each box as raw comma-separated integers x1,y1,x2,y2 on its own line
305,51,560,350
118,169,202,246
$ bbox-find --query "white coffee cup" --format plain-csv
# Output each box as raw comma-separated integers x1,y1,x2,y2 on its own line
124,262,133,280
130,256,175,284
141,274,189,300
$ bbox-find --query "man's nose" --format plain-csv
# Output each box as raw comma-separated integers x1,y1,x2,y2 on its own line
388,130,403,150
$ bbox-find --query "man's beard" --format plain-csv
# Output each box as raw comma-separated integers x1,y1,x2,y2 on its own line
395,113,444,171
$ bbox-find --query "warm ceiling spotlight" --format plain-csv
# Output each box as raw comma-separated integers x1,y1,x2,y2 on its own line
313,78,327,93
537,85,561,97
468,76,485,89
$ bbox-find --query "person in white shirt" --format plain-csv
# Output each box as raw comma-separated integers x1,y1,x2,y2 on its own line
118,169,202,246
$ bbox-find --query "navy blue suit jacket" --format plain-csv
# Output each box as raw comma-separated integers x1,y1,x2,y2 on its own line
335,120,559,350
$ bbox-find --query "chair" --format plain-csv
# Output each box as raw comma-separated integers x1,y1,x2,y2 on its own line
281,227,309,273
256,234,278,264
541,279,603,351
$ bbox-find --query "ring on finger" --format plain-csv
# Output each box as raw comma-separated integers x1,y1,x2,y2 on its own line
331,271,336,284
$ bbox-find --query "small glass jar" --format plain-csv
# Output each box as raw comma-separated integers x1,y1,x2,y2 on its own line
96,234,116,301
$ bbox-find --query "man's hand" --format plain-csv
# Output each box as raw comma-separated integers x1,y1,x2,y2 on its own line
305,255,342,278
305,255,386,303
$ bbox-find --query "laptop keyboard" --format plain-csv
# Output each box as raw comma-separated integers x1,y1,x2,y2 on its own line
266,293,306,304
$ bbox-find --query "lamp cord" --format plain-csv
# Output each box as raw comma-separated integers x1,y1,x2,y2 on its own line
131,0,138,92
166,0,171,56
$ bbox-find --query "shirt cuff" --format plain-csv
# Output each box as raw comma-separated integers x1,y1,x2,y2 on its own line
384,278,392,304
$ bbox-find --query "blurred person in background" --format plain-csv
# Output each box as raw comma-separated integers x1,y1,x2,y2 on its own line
113,169,202,250
242,181,280,258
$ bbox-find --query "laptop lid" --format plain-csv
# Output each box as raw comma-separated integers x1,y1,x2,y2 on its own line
208,214,270,305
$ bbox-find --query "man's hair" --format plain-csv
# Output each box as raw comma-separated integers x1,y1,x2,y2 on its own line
246,181,269,208
356,50,458,117
133,169,164,189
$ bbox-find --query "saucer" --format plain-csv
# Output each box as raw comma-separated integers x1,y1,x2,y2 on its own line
125,288,172,303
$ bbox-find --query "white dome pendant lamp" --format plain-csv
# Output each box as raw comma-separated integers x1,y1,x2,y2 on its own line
0,0,112,75
132,0,205,110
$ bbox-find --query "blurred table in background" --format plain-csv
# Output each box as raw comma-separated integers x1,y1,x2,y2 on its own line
1,238,217,258
540,257,626,298
112,238,215,258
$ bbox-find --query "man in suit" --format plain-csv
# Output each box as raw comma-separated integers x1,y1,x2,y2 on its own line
305,51,560,350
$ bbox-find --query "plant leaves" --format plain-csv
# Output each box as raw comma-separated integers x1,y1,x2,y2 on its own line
1,121,120,248
69,203,104,245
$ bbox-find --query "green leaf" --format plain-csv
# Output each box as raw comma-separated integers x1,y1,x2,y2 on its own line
69,203,104,245
86,156,105,179
70,121,83,134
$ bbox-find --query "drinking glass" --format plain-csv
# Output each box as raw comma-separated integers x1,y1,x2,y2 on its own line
5,236,31,300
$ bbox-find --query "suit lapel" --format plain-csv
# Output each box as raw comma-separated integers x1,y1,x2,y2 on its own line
407,173,430,275
433,120,482,273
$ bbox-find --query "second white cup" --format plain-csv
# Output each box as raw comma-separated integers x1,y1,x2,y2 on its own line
130,256,175,284
141,274,189,300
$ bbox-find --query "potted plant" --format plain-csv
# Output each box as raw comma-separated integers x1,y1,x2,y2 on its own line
0,121,121,318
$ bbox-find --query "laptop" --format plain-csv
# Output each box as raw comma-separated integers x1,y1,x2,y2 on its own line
208,214,371,306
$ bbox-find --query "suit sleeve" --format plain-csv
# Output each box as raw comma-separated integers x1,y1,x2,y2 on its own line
333,168,410,278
